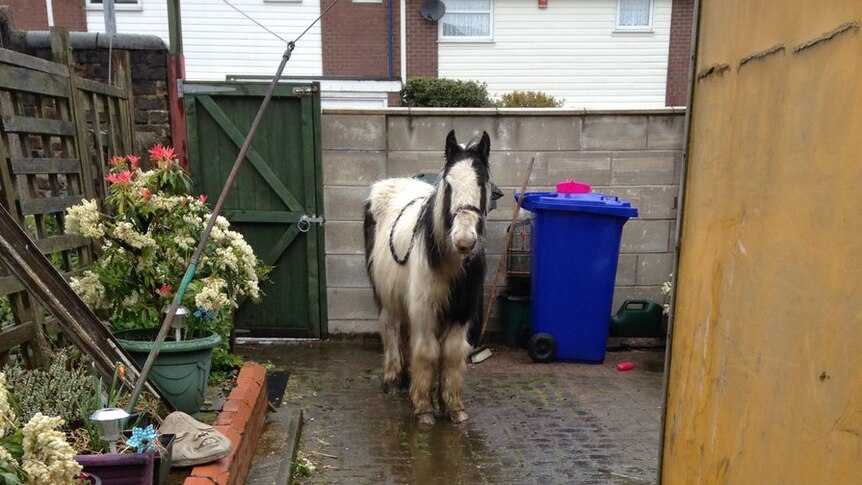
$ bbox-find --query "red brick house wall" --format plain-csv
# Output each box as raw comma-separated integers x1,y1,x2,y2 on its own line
2,0,86,31
665,0,694,106
322,0,401,78
405,0,437,78
321,0,439,80
52,0,87,31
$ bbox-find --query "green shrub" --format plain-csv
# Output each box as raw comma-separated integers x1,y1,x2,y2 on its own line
402,78,493,108
4,349,96,430
496,90,564,108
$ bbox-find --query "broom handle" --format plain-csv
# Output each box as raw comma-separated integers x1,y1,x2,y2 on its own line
478,157,535,344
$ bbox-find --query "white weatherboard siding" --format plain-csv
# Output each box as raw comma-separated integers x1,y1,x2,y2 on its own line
437,0,672,108
86,0,323,80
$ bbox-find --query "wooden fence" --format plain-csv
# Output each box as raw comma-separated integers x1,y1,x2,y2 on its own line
0,28,135,368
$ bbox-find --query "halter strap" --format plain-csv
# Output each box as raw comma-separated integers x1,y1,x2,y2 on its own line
389,197,427,265
453,204,486,219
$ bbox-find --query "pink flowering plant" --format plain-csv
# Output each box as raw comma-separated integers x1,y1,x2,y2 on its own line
65,146,269,372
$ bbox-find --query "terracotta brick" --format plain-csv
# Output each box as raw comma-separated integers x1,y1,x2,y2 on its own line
238,363,266,385
214,425,242,448
228,385,258,405
192,464,227,479
234,376,262,391
214,472,230,485
186,363,268,485
183,477,216,485
213,410,236,427
222,398,251,414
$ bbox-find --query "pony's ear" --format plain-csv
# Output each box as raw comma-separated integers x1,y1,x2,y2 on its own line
476,131,491,162
445,130,459,163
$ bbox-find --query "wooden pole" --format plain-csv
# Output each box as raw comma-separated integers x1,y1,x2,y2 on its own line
478,157,535,344
126,42,297,414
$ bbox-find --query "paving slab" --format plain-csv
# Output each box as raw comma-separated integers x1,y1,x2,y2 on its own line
243,341,665,485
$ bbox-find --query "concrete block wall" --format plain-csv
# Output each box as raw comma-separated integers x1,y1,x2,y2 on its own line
321,108,684,336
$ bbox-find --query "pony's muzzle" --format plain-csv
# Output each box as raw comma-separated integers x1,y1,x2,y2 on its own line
454,237,476,254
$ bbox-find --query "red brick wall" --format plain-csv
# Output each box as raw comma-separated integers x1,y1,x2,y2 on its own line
665,0,694,106
322,0,400,78
4,0,49,30
321,0,439,79
2,0,86,31
52,0,87,31
406,0,437,78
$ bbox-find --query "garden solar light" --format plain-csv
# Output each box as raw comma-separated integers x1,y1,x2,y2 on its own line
90,407,130,453
166,306,190,341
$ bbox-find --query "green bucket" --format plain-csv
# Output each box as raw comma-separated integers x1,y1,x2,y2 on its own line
501,294,531,348
115,329,221,414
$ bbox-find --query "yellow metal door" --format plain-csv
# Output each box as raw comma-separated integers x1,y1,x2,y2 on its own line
663,1,862,483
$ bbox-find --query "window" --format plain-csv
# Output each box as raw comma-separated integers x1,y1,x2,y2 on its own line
616,0,653,31
89,0,140,4
440,0,493,41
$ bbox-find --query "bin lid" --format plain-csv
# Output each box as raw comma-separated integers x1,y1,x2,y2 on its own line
517,192,638,218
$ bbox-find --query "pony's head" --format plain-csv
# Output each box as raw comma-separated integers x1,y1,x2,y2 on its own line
440,130,491,256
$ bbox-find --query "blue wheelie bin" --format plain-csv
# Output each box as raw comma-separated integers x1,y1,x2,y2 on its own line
519,192,638,363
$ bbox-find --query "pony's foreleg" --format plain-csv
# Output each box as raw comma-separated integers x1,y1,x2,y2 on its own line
408,305,439,426
379,308,404,394
440,323,470,423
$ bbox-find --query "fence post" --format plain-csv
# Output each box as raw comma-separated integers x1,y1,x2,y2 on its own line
111,49,136,155
50,27,96,199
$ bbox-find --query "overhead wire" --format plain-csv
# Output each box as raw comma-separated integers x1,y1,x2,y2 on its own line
219,0,341,46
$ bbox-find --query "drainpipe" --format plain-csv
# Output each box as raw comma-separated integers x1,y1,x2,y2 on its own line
388,0,393,78
45,0,54,27
656,0,701,482
400,0,406,83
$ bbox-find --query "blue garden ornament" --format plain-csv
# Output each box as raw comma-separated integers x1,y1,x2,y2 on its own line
127,424,160,453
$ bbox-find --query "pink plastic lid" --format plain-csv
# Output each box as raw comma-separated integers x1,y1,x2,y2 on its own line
556,179,591,194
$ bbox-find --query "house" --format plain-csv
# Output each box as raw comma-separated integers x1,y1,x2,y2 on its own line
324,0,694,107
8,0,692,107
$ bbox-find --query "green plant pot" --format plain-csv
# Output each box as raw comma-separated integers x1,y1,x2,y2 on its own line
115,329,221,414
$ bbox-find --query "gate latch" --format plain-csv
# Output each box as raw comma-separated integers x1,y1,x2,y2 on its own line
293,86,314,96
298,214,325,232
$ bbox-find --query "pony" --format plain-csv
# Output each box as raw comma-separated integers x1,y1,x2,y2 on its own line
363,130,491,426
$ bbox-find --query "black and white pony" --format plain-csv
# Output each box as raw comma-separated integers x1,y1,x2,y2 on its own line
363,130,491,426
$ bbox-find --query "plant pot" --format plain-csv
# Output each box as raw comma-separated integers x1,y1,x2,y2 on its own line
76,450,154,485
77,472,102,485
115,329,221,414
122,432,175,485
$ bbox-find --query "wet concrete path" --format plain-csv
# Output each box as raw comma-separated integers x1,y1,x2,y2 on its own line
242,341,664,485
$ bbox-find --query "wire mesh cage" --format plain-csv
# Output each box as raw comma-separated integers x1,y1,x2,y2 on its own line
506,219,532,297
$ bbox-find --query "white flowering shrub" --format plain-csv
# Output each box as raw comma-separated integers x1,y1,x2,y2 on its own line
2,373,82,484
21,413,81,484
66,146,269,373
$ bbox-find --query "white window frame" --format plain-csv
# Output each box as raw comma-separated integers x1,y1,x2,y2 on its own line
438,0,494,43
615,0,654,33
86,0,143,11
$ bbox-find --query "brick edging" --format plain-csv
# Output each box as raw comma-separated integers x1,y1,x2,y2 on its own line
183,363,268,485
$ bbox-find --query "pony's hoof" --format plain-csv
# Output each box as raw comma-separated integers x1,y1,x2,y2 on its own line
381,382,400,395
449,410,469,424
416,413,436,427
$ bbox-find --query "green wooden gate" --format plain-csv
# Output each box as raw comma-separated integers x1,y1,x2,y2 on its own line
183,82,326,338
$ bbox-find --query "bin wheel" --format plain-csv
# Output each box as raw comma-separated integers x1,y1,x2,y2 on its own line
528,333,556,363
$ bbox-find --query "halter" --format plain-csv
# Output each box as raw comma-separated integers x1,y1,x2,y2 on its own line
388,196,486,266
452,204,486,220
389,197,427,265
